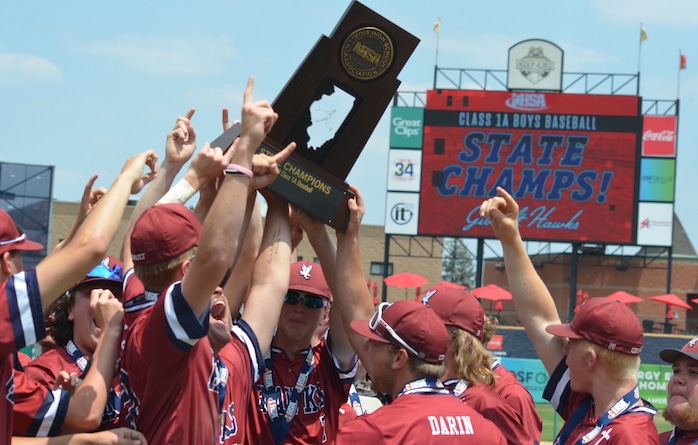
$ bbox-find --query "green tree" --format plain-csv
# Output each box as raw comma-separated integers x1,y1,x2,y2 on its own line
441,238,476,289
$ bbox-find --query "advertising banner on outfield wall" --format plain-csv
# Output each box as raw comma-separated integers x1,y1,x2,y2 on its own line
419,89,642,244
500,358,671,408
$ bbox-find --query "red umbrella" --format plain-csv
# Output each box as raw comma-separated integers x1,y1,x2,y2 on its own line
605,291,643,304
471,284,512,301
494,300,503,312
650,293,692,310
436,281,467,290
384,272,429,289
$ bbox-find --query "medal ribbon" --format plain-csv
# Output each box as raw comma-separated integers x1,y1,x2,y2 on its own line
261,347,315,445
553,386,640,445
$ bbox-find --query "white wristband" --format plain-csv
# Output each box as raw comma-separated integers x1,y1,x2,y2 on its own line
157,178,197,205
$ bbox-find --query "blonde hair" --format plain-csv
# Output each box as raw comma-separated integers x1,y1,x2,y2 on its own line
388,344,445,379
481,315,499,344
582,340,641,381
450,327,496,387
134,246,197,292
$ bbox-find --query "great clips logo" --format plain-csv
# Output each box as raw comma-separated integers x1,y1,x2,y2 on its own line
504,93,549,111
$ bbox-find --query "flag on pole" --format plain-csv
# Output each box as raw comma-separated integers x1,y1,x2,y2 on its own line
680,53,688,70
433,20,441,33
640,26,648,42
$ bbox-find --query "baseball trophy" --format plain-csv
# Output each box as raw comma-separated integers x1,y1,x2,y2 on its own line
257,0,419,232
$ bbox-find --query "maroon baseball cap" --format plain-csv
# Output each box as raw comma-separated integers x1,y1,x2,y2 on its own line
422,284,485,341
130,204,201,265
545,297,643,355
660,336,698,363
0,209,43,255
350,300,449,364
289,261,331,300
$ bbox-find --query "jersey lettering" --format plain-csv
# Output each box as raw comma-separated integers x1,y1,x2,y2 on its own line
5,374,14,404
428,415,474,435
319,414,327,443
218,402,238,443
119,368,140,429
257,383,326,416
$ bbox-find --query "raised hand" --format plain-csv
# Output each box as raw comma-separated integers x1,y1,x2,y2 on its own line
248,142,296,190
164,108,197,166
337,185,364,239
479,186,521,244
90,289,124,332
119,149,158,192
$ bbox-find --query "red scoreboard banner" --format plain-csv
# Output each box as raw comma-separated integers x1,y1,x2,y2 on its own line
419,90,642,243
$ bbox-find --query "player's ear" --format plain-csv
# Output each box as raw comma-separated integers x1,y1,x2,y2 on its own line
391,347,409,370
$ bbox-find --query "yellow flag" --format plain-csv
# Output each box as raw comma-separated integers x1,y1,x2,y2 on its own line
640,27,648,42
434,21,441,33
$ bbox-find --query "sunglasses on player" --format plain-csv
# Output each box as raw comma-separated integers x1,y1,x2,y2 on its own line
284,290,326,309
369,302,419,357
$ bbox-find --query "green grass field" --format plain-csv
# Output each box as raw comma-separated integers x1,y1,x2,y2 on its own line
535,403,673,443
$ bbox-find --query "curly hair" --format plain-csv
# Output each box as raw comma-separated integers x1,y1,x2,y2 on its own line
47,294,73,347
481,315,499,344
450,326,496,387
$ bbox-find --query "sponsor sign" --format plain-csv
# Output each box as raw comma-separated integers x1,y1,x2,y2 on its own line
390,107,424,149
385,192,419,235
499,358,672,408
640,158,676,202
642,115,677,157
419,89,641,244
637,202,673,247
388,149,422,192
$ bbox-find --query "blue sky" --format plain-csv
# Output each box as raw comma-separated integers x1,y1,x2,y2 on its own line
2,0,697,248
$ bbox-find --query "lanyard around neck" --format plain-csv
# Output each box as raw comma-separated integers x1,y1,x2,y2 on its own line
554,386,640,445
262,347,315,445
396,378,449,399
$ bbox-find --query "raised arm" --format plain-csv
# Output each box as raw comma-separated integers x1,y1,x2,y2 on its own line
221,195,262,318
295,208,357,370
240,192,291,355
60,290,123,434
121,109,197,271
35,150,156,309
182,77,294,319
334,186,378,375
480,187,566,373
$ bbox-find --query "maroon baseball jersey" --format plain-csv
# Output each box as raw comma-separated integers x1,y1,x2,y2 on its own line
119,281,218,444
333,384,507,444
543,359,659,444
492,360,543,442
216,319,263,445
23,342,120,429
247,336,356,444
659,429,698,445
121,269,157,326
1,270,46,444
12,368,69,437
444,378,532,445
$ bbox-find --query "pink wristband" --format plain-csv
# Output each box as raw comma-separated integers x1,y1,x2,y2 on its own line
224,163,253,179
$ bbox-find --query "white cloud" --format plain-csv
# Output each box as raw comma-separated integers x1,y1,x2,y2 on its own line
0,53,62,85
81,35,237,76
592,0,698,26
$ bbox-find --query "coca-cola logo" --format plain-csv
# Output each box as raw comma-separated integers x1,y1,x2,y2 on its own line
643,130,675,142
